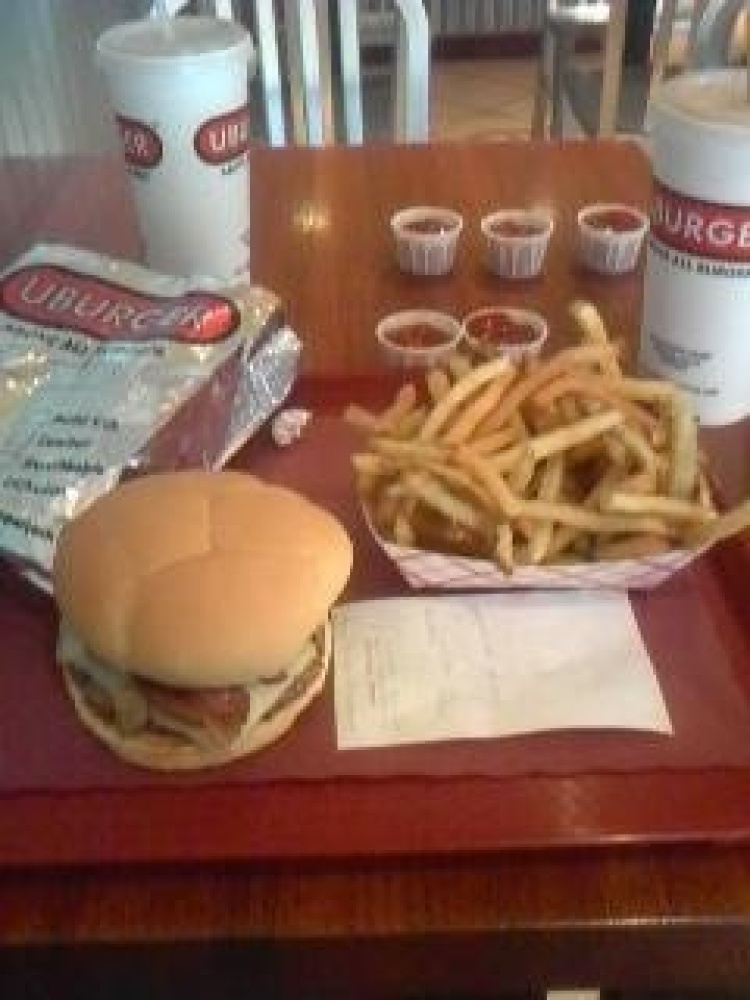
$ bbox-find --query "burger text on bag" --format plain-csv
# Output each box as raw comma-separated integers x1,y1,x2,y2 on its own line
115,114,163,170
0,264,240,343
651,181,750,262
0,244,301,582
194,105,250,165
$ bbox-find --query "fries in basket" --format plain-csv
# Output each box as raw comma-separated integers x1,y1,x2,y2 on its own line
346,301,750,588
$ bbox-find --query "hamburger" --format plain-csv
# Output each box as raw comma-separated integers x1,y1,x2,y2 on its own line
52,470,353,770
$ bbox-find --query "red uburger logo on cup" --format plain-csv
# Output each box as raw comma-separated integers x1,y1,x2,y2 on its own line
194,105,250,165
0,265,240,344
115,115,163,169
651,180,750,264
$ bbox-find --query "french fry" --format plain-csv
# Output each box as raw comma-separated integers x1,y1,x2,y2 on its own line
482,442,528,475
528,410,623,462
344,403,382,433
391,405,428,439
447,353,473,382
697,470,713,512
569,299,622,376
686,498,750,550
534,372,662,441
369,487,403,536
515,499,680,537
604,491,716,523
418,357,513,441
508,449,537,496
557,394,582,427
527,455,565,564
382,382,419,431
394,510,416,547
482,341,618,432
464,423,523,456
613,468,658,496
426,366,451,403
545,523,584,561
601,430,633,470
373,436,447,464
667,389,699,501
403,471,487,532
426,461,497,513
346,299,750,576
594,535,673,561
343,381,418,435
458,450,522,518
608,422,665,477
494,522,515,574
352,452,387,477
584,464,627,512
616,377,679,403
442,366,516,446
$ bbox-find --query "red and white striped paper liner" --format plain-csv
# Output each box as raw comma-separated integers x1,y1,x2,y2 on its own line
363,507,700,591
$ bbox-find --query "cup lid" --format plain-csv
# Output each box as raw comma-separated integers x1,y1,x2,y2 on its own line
97,15,254,67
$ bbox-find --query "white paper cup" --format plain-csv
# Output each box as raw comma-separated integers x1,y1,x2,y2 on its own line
640,70,750,426
390,206,463,276
577,203,649,275
481,208,553,279
375,309,462,368
97,16,255,282
461,305,548,363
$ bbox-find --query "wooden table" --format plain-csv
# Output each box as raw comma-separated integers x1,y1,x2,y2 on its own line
2,139,750,997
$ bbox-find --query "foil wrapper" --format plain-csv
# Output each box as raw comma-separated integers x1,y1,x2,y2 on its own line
0,244,301,585
271,408,312,448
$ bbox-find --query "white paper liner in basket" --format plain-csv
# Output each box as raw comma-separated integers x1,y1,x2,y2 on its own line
362,504,702,591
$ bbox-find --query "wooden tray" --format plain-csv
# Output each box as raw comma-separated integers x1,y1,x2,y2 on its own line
1,376,749,868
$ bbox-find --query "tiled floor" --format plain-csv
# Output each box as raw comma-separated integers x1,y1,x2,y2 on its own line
426,10,749,145
430,54,538,141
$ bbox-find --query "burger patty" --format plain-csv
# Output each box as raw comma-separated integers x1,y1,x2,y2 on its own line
260,628,324,722
62,623,325,751
137,677,250,738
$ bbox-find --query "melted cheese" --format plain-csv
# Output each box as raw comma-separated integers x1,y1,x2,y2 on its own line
58,622,148,733
57,619,317,747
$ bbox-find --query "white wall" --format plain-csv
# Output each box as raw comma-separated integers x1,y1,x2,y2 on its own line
0,0,151,156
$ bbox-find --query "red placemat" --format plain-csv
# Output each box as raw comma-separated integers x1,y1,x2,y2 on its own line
2,390,750,797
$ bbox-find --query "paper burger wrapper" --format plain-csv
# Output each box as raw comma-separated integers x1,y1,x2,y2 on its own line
363,506,701,591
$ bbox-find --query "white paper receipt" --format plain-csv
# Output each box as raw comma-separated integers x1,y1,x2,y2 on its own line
332,592,672,750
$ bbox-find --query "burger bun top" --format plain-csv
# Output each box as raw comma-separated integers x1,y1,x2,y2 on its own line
53,470,353,688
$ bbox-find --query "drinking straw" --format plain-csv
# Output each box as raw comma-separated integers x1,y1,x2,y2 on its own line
152,0,174,39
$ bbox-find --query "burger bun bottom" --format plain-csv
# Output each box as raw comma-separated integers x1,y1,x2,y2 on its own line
61,621,331,772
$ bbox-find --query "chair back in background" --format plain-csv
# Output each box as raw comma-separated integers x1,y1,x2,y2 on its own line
187,0,430,146
531,0,611,138
688,0,748,68
534,0,747,140
0,0,430,154
334,0,430,144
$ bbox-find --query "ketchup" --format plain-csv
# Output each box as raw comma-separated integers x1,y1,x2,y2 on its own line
403,216,451,236
385,323,451,350
584,208,642,233
465,311,539,348
490,218,546,238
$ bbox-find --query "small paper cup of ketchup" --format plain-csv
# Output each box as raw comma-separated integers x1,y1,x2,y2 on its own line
390,206,464,277
461,305,548,363
481,208,554,279
577,203,649,275
375,309,462,368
